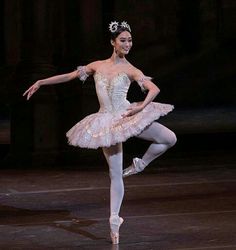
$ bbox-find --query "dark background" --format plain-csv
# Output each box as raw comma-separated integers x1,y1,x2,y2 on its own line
0,0,235,168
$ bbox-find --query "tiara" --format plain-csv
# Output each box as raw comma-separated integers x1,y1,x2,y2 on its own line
109,21,131,33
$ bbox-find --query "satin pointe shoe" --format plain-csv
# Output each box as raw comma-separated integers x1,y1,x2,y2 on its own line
109,215,124,244
123,157,145,178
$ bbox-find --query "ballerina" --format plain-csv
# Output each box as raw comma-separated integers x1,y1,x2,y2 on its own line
23,20,177,244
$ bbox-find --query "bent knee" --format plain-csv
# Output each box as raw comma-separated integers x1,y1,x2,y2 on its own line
168,132,177,147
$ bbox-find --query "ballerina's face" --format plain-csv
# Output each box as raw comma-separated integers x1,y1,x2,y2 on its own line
112,31,132,56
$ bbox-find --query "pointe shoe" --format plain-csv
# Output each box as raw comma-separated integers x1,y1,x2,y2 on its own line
109,215,124,244
123,158,145,178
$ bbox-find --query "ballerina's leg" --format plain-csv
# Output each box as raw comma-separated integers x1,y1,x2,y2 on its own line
137,122,177,168
102,143,124,243
123,122,177,177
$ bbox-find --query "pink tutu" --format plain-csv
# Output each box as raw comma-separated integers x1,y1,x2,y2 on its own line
66,102,173,149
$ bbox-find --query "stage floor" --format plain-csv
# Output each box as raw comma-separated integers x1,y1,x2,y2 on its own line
0,162,236,249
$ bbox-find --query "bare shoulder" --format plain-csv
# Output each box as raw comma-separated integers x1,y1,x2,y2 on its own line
126,63,144,81
86,60,102,75
86,60,105,74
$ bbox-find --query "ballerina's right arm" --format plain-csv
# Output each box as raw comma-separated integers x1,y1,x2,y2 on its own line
23,64,95,100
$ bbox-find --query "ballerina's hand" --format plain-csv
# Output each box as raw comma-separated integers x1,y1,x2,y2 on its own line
23,81,41,100
122,105,143,118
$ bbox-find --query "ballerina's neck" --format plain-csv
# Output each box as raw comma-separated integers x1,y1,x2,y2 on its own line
110,52,128,65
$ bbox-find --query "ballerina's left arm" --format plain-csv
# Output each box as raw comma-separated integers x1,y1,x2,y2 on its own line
123,69,160,117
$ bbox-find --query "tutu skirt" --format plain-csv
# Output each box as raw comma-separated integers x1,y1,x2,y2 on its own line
66,102,174,149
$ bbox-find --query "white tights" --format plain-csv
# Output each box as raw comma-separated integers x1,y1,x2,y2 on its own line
102,143,124,218
136,122,177,168
102,122,177,218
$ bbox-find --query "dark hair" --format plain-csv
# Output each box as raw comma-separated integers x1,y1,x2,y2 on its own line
110,26,131,41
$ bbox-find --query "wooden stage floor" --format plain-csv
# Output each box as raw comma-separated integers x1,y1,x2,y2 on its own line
0,158,236,249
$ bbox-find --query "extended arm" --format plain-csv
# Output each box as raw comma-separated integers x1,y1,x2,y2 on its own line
23,70,80,100
36,71,79,86
23,63,96,100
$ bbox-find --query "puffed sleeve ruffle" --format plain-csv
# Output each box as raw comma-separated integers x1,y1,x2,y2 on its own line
136,76,153,92
76,66,89,83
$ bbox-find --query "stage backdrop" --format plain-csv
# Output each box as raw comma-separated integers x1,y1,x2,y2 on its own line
0,0,235,167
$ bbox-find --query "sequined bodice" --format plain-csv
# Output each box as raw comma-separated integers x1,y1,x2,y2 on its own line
94,72,131,113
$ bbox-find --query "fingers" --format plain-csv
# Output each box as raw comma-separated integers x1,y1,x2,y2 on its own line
23,86,31,96
27,89,35,100
121,111,129,118
122,106,142,118
122,107,135,117
124,107,142,117
23,89,32,100
23,84,38,100
23,89,30,97
122,110,133,118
